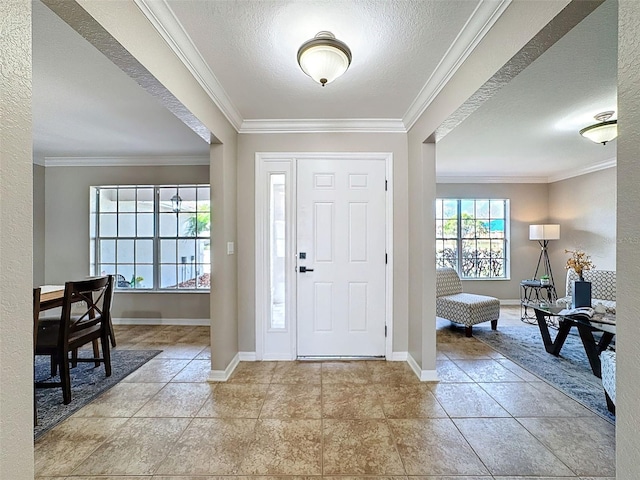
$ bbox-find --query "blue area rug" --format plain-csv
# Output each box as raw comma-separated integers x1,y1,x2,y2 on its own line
474,324,615,424
34,349,160,439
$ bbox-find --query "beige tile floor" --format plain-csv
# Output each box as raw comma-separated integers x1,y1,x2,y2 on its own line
35,307,615,479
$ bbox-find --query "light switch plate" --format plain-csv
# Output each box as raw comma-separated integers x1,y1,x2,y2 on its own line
227,242,235,255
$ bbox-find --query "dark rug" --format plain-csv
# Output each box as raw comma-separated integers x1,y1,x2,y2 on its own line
473,324,615,424
34,349,161,439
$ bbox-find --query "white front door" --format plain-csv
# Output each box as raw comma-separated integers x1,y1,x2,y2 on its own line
296,158,387,357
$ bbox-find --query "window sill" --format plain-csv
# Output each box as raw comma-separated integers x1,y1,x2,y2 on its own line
461,277,511,281
114,289,210,294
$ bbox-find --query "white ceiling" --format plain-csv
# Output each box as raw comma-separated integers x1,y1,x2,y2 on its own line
437,0,617,181
32,0,617,181
32,0,209,160
164,0,479,120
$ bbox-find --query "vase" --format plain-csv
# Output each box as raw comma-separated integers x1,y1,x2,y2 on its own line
572,280,592,308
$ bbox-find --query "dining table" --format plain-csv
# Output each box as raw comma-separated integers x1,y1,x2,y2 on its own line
39,285,65,311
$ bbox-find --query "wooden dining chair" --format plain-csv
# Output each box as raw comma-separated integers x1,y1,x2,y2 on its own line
69,274,117,370
33,287,41,350
33,287,41,424
106,274,117,347
34,276,114,405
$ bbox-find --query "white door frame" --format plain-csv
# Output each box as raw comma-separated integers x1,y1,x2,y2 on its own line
255,152,394,360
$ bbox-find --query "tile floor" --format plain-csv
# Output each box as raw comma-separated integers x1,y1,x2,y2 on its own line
35,307,615,479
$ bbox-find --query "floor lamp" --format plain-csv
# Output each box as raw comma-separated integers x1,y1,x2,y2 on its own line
529,224,560,286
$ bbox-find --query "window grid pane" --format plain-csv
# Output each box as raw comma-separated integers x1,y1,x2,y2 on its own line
269,174,286,330
435,198,508,279
94,185,210,291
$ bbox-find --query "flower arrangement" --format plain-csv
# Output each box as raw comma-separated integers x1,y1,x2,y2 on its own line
565,249,595,281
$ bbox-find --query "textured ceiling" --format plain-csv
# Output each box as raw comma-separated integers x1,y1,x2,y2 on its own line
165,0,478,120
437,0,617,180
32,0,617,181
32,0,209,159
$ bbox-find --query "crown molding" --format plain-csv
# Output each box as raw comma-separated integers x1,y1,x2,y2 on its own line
437,157,618,184
240,118,407,134
135,0,243,131
547,157,616,183
135,0,511,134
436,175,549,184
41,156,209,167
403,0,512,130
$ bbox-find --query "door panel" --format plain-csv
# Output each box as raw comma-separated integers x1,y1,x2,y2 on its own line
297,158,386,357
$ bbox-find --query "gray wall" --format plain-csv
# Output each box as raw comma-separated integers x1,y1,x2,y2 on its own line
617,2,640,474
0,1,34,477
73,0,239,371
209,141,239,371
43,163,210,320
33,163,45,287
436,182,550,300
548,167,616,296
236,132,410,353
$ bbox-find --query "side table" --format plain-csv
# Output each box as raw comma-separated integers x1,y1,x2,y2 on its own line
520,280,557,322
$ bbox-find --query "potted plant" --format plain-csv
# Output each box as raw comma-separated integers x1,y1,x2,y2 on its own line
540,274,550,286
565,249,594,281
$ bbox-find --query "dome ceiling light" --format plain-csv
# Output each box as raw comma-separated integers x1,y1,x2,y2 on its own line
579,111,618,145
297,31,352,87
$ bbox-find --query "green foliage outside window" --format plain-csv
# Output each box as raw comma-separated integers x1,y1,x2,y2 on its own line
184,205,211,237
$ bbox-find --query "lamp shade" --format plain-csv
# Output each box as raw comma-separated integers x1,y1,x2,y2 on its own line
529,224,560,241
297,31,352,86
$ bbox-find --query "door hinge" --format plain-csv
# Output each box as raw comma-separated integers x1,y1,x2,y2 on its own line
385,253,388,264
385,325,388,337
385,179,388,191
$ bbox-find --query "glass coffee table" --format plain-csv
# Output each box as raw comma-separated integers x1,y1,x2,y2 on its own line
524,301,616,378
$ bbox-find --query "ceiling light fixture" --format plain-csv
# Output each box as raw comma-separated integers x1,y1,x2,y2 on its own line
579,111,618,145
297,31,352,87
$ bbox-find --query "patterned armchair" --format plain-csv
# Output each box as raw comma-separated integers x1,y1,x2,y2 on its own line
436,268,500,337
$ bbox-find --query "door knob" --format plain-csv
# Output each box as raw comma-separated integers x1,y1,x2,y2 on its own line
299,266,314,273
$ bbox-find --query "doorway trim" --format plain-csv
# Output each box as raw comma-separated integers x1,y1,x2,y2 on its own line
255,152,394,361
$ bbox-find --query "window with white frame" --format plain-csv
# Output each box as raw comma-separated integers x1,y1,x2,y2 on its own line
435,198,509,279
90,185,211,290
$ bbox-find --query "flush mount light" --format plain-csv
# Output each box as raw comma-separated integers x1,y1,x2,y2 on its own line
579,111,618,145
297,31,352,87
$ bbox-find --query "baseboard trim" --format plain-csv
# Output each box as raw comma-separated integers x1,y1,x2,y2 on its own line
238,352,257,361
207,353,240,382
113,317,210,326
418,369,439,381
407,353,439,382
263,353,296,361
389,351,408,361
500,299,521,306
